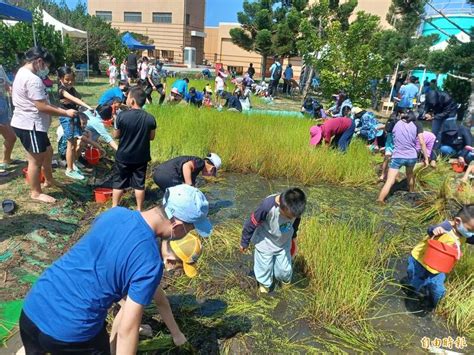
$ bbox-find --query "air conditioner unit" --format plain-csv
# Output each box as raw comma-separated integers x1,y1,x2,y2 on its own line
184,47,196,68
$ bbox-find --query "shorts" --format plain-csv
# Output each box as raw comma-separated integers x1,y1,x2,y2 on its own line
0,96,11,125
389,157,417,170
13,127,51,154
216,89,224,97
152,168,181,191
113,161,148,190
127,68,138,79
20,311,111,355
59,116,82,140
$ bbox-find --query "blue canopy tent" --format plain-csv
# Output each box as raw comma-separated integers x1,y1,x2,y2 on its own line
122,32,155,51
0,1,36,45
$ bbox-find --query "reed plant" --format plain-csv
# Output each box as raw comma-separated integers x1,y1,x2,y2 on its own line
148,105,377,186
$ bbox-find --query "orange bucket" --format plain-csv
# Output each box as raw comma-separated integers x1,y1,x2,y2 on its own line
94,187,113,203
423,239,460,273
85,147,101,165
22,167,45,183
451,162,465,173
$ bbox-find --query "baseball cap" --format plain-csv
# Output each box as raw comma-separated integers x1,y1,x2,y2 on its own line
170,234,202,278
206,153,222,171
309,125,323,146
163,184,212,237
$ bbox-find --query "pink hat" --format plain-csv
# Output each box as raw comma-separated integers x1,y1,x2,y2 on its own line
309,125,322,146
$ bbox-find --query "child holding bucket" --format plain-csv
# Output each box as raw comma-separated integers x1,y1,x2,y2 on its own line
57,66,93,181
240,188,306,293
403,204,474,311
112,86,156,211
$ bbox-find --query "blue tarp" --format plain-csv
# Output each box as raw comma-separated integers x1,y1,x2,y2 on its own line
122,32,155,51
0,2,32,22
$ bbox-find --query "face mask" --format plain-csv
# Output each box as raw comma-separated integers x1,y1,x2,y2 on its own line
457,221,474,239
37,67,49,79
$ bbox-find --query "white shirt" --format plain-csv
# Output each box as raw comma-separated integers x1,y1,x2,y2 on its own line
11,67,51,132
109,65,117,78
215,76,225,91
140,63,149,80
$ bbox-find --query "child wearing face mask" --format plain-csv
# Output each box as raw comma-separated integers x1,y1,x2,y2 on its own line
404,204,474,311
57,66,92,180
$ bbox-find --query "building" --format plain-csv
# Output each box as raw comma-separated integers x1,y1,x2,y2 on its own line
204,0,393,78
87,0,206,65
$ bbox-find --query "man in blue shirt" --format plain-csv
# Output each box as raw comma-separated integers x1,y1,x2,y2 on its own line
169,78,189,103
282,64,293,95
268,57,282,99
396,76,419,112
20,184,212,354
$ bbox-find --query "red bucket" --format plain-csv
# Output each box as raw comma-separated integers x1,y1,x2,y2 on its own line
22,167,45,184
85,147,101,165
94,187,113,203
451,162,465,173
103,119,113,127
423,239,460,273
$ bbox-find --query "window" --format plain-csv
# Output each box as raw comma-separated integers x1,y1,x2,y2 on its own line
186,14,190,26
161,50,174,62
96,11,112,22
153,12,172,24
124,12,142,23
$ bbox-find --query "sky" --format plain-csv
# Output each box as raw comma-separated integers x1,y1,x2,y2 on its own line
59,0,244,26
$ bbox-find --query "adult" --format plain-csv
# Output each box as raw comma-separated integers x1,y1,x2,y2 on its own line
433,120,473,165
139,56,149,81
282,64,293,95
268,57,282,98
395,76,419,112
309,117,356,152
184,87,204,107
20,184,212,354
0,64,17,176
126,51,139,83
153,153,222,191
221,91,243,112
10,46,77,203
247,63,255,79
169,78,189,103
328,90,352,117
146,61,167,105
424,90,459,137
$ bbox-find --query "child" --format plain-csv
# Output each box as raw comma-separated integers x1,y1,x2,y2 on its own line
377,111,429,203
108,58,117,86
169,78,189,104
202,87,213,108
57,66,93,180
309,117,356,152
404,204,474,311
240,188,306,293
120,59,128,81
152,153,222,191
215,71,227,107
112,86,156,211
184,87,204,107
97,80,129,121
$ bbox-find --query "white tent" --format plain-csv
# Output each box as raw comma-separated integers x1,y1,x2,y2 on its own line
3,9,90,81
429,31,471,51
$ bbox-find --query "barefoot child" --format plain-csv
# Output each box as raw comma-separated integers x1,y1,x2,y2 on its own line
403,204,474,311
377,111,429,203
57,66,93,180
240,188,306,293
112,86,156,211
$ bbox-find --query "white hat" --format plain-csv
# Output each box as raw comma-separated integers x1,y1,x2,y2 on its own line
206,153,222,170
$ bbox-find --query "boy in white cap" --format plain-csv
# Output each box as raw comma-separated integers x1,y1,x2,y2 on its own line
19,184,211,354
153,153,222,192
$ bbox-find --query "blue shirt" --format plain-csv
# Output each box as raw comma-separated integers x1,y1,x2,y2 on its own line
171,79,188,96
98,87,125,105
184,91,204,103
23,207,163,342
85,113,113,143
398,83,418,108
284,67,293,80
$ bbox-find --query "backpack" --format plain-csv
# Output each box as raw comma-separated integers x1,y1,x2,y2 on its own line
272,64,282,80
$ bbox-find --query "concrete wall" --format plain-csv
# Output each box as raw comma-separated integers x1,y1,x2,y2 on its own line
88,0,205,64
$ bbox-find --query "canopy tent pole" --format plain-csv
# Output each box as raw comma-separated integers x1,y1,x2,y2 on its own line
419,66,427,95
32,21,37,46
388,62,399,103
86,34,90,84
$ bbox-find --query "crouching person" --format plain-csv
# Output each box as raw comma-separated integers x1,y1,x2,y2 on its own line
240,188,306,293
19,184,212,354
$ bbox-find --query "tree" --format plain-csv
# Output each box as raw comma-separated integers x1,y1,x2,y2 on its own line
230,0,308,79
386,0,425,36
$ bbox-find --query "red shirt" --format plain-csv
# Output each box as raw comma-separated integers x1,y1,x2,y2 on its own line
321,117,352,144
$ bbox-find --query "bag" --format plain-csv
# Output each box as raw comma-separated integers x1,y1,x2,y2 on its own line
272,64,282,80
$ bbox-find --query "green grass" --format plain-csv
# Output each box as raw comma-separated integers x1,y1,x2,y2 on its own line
149,105,377,186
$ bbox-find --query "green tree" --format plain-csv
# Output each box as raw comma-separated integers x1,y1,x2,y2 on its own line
386,0,425,36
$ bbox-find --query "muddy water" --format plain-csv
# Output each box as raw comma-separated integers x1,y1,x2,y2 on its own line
196,172,466,353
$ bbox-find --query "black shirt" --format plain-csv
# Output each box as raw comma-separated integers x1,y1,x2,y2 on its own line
116,109,156,164
438,126,472,152
153,156,205,186
127,53,138,70
226,95,242,112
58,84,80,110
